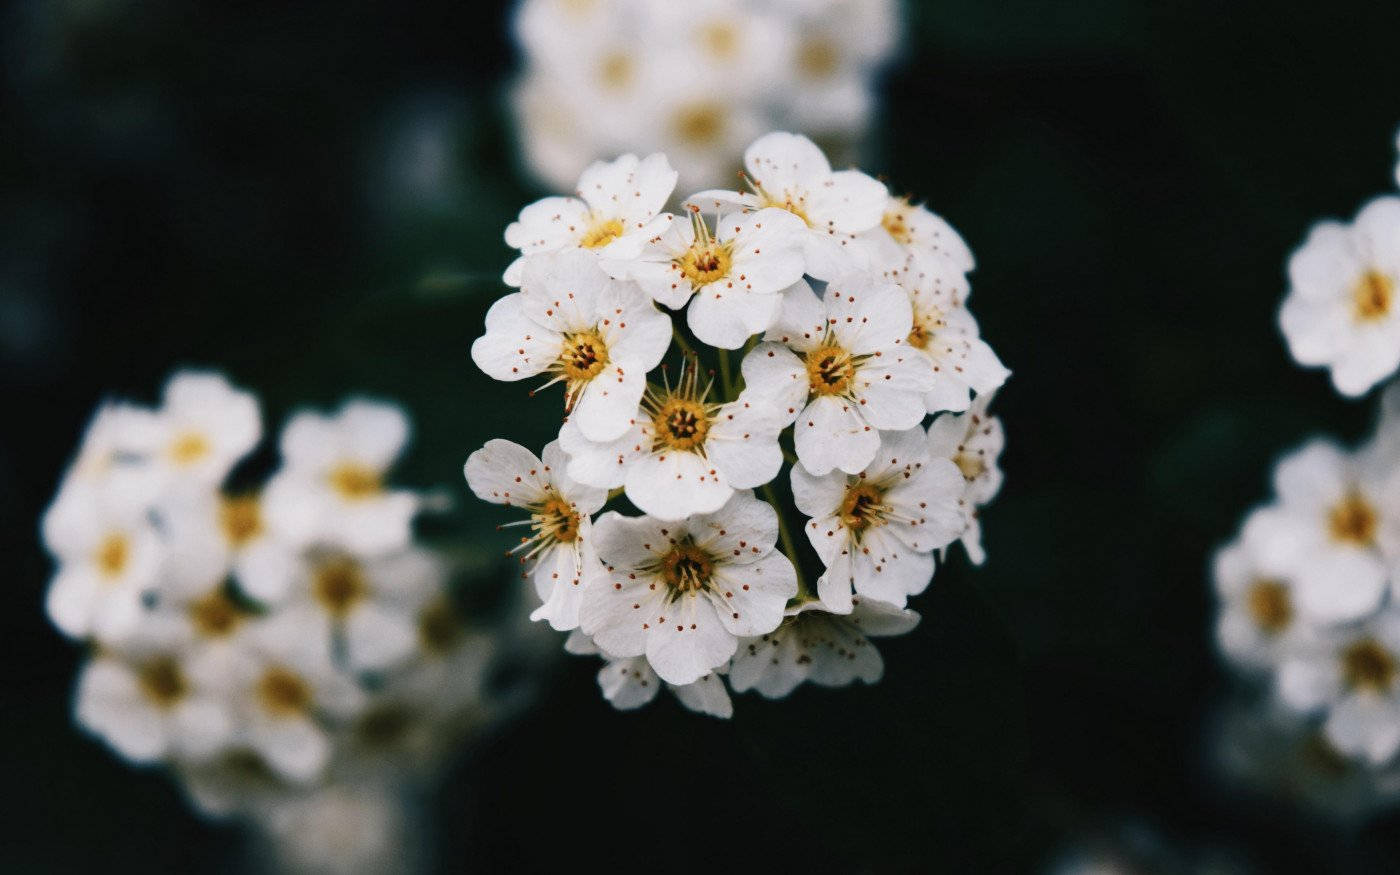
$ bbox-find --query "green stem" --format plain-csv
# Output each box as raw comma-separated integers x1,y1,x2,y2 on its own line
761,482,810,600
717,347,735,401
672,324,698,361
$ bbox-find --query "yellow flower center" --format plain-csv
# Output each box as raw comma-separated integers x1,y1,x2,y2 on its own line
652,397,711,452
329,462,382,500
796,36,839,80
559,330,610,382
839,482,886,534
580,218,624,249
1353,270,1395,322
535,495,582,544
96,532,130,579
189,589,246,639
806,343,856,396
1328,491,1378,547
671,101,726,146
1245,578,1292,634
169,431,211,466
418,598,463,655
257,666,313,717
219,494,263,547
312,555,368,618
701,21,739,58
954,452,986,481
1342,638,1396,692
138,656,188,708
677,241,733,287
596,51,633,90
882,205,914,245
659,540,714,593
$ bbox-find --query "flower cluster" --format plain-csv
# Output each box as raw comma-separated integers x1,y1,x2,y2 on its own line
41,371,504,852
509,0,901,194
468,132,1008,717
1214,132,1400,815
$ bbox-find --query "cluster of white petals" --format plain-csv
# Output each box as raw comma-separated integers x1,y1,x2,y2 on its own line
469,133,1008,717
41,371,510,854
509,0,901,194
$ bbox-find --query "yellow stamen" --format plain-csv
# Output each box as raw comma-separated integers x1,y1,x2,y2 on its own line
580,218,624,249
671,101,726,146
329,463,382,500
169,432,211,466
805,343,856,396
257,667,313,717
1245,579,1292,634
796,36,839,79
1342,638,1396,692
138,656,188,708
312,555,368,618
189,589,246,639
219,494,263,547
659,540,714,593
96,533,130,578
1353,270,1395,322
839,483,886,534
1328,491,1378,547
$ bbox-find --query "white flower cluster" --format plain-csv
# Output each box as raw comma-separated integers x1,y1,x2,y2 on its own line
468,132,1008,717
509,0,901,194
41,371,498,844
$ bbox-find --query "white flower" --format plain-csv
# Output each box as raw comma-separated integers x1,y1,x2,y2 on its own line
157,489,299,606
608,206,806,348
558,362,785,520
261,400,419,557
1279,608,1400,766
888,252,1009,413
258,784,415,875
502,152,678,285
743,274,934,475
926,393,1006,565
859,194,974,275
580,491,797,685
687,131,888,280
729,595,918,698
151,370,261,490
464,439,607,630
568,632,732,718
261,548,445,673
470,251,671,442
42,480,165,642
75,646,236,765
55,401,164,498
1266,438,1396,624
1280,196,1400,397
792,427,967,612
1212,508,1314,672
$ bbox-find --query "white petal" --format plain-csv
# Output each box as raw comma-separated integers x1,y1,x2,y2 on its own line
470,293,561,382
624,451,730,521
669,673,733,719
793,395,879,476
464,439,552,507
344,602,418,672
645,593,736,686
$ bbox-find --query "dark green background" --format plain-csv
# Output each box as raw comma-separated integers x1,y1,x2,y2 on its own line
5,0,1400,870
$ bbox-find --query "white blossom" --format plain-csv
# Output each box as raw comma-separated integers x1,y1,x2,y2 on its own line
926,393,1006,565
568,631,731,718
580,491,797,685
151,370,262,490
1212,508,1315,672
859,194,974,275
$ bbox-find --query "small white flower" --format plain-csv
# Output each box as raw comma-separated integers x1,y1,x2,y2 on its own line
608,206,806,348
42,481,165,642
258,784,413,875
743,274,934,475
687,131,888,280
502,152,678,285
580,491,797,686
558,361,784,520
56,401,165,498
471,251,671,442
1280,196,1400,397
729,595,919,698
1266,438,1396,624
859,194,974,275
926,393,1006,565
597,656,732,719
793,427,967,612
464,439,607,630
158,489,300,606
1212,508,1314,672
1279,608,1400,766
261,400,420,558
888,252,1009,414
151,370,261,490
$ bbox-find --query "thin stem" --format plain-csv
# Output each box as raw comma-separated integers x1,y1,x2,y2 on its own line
672,323,698,361
717,347,735,401
761,482,810,600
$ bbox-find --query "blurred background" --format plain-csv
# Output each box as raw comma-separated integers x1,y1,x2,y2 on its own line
5,0,1400,870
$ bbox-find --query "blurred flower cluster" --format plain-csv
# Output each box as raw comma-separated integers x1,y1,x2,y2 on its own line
509,0,901,194
466,131,1007,717
41,371,511,870
1213,133,1400,820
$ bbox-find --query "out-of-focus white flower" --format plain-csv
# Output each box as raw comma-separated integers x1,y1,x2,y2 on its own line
792,427,966,612
860,194,974,275
75,647,236,765
1279,608,1400,766
262,400,419,558
580,491,796,685
729,595,918,697
926,393,1006,565
151,370,261,490
687,131,887,280
55,401,164,498
471,252,671,442
609,206,806,348
257,783,416,875
464,439,607,630
1267,438,1396,624
746,274,933,475
158,488,299,606
888,252,1009,414
558,362,784,520
1212,508,1314,672
1280,196,1400,397
502,152,678,285
42,482,165,642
